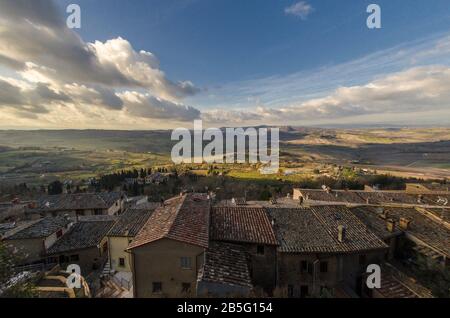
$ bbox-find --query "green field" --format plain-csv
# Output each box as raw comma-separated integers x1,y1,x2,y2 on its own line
0,127,449,185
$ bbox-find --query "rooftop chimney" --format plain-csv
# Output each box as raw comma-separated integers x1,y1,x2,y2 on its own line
377,208,388,220
399,217,411,231
386,218,396,233
322,185,331,193
338,225,346,243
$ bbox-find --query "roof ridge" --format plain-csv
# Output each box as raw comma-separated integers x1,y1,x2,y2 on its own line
96,192,108,205
166,194,188,238
127,194,187,250
310,206,341,245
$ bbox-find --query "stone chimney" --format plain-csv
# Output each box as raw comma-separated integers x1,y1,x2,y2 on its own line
399,217,411,230
322,185,331,193
386,218,396,233
338,225,346,243
378,208,388,220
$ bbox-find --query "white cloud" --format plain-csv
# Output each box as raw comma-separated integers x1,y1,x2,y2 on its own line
203,65,450,126
0,0,200,123
120,91,201,121
284,1,314,20
0,0,449,129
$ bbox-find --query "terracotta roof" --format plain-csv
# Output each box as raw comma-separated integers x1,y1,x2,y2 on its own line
27,192,123,213
423,208,450,222
199,241,252,288
267,206,388,253
108,207,154,237
46,220,114,254
4,217,70,240
350,206,403,239
297,189,366,204
374,264,432,298
128,193,210,249
211,207,278,245
297,189,450,207
376,273,419,298
380,207,450,258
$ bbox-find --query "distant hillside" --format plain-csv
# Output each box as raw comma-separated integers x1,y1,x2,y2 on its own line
0,130,174,153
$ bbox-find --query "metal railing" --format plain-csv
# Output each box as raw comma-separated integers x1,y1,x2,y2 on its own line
111,275,132,290
13,262,57,273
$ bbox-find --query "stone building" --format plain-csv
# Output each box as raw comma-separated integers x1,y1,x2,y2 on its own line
209,206,278,295
46,220,115,275
107,206,155,273
25,192,125,219
267,205,388,297
127,193,210,298
3,216,72,264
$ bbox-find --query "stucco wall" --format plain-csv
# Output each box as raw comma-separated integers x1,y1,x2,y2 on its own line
109,236,132,272
131,238,205,298
243,243,277,294
5,238,45,263
50,246,105,275
278,250,386,297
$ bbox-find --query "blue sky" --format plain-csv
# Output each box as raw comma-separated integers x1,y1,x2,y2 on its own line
1,0,450,128
59,0,450,85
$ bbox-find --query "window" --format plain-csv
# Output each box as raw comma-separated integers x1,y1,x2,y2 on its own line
320,286,331,296
94,209,102,215
48,257,58,264
152,282,162,293
181,283,191,293
256,245,265,255
300,261,308,273
119,257,125,267
180,257,192,269
76,210,84,216
287,285,294,298
301,261,313,275
320,261,328,273
70,254,79,261
300,285,309,298
56,229,63,238
307,263,313,275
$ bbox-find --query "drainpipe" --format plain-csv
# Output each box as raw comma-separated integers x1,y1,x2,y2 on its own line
312,259,319,295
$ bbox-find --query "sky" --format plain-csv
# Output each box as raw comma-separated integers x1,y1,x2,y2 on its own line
1,0,450,129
